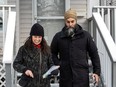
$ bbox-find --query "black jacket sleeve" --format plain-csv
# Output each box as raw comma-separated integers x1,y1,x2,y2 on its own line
47,54,54,69
87,32,101,76
13,46,28,73
51,33,60,65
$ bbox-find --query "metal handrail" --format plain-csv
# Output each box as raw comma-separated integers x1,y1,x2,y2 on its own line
93,6,116,42
92,12,116,87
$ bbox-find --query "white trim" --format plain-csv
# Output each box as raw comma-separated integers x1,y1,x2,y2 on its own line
0,5,15,7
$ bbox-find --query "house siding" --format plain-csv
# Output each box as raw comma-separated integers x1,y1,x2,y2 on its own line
19,0,32,46
7,0,16,5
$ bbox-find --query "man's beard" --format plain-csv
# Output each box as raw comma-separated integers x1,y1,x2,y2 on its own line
65,27,75,37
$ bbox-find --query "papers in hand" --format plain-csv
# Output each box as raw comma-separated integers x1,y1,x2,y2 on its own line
43,65,60,79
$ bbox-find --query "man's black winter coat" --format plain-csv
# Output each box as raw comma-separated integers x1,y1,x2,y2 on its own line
51,24,101,87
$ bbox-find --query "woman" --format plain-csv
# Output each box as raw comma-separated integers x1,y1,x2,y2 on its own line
13,23,53,87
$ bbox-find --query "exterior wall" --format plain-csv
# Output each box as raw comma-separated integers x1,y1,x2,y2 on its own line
19,0,32,46
5,0,88,50
18,0,88,47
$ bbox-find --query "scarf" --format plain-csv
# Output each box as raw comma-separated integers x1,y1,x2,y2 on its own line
33,44,41,49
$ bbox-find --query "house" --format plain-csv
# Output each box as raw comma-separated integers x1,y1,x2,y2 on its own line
0,0,116,87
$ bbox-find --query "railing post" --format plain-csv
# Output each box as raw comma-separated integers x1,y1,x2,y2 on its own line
5,63,13,87
114,9,116,43
113,63,116,87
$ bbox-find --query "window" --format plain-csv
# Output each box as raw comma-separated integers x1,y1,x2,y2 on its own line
33,0,70,45
0,0,4,4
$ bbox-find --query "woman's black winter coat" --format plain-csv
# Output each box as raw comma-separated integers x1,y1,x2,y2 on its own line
51,24,101,87
13,45,53,87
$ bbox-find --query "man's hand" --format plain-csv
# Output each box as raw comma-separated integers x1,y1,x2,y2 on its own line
92,73,99,84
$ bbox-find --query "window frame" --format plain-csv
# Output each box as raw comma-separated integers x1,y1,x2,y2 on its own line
32,0,70,23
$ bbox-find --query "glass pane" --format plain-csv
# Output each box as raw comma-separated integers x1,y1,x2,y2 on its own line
0,0,4,4
37,0,65,16
38,19,64,45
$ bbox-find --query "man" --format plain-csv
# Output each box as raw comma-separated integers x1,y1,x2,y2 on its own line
51,8,101,87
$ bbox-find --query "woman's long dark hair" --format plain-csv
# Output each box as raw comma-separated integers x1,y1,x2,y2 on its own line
24,36,50,55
